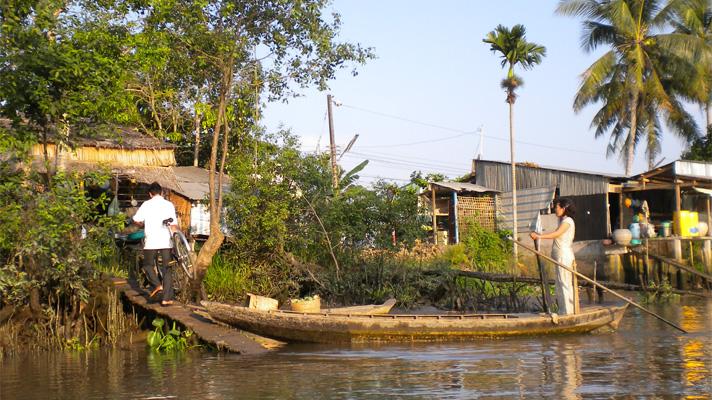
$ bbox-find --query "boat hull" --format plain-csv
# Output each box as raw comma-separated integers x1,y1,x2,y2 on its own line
203,302,629,344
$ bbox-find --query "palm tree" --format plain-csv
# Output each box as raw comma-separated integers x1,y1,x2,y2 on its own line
557,0,700,176
665,0,712,130
483,24,546,252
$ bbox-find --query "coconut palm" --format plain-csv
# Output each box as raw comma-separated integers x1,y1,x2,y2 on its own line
665,0,712,130
557,0,700,175
483,24,546,250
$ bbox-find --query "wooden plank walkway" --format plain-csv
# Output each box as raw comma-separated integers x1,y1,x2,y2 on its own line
112,278,283,354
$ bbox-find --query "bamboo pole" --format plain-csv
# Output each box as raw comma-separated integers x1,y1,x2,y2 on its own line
431,185,437,245
510,238,688,334
572,261,580,314
534,238,553,314
619,193,625,229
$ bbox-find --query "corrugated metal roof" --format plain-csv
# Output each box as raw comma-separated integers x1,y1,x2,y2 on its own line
431,181,499,193
473,159,620,178
172,166,231,201
674,160,712,181
472,160,610,196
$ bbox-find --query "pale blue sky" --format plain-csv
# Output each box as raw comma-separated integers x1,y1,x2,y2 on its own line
262,0,705,184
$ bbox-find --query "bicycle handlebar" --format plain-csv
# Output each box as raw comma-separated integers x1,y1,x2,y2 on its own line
162,218,174,226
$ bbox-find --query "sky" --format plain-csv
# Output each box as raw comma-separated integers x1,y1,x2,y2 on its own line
261,0,707,185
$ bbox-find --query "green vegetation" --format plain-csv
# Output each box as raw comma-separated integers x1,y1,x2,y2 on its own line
449,218,513,272
0,138,136,351
557,0,709,174
3,0,710,351
641,279,680,304
147,318,195,352
683,126,712,161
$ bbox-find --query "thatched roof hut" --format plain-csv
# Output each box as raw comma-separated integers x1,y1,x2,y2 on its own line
26,124,180,191
11,121,230,236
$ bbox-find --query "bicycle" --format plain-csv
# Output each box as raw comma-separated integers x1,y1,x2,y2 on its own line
163,217,195,300
118,219,195,301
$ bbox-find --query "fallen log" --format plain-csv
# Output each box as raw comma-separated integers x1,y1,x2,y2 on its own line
447,269,710,298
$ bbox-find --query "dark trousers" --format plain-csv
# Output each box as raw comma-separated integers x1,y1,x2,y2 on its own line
142,248,174,301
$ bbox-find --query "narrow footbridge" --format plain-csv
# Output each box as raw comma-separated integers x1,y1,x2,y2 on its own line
112,278,283,354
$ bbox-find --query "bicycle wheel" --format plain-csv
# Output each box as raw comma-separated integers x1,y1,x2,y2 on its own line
172,231,195,280
171,260,190,301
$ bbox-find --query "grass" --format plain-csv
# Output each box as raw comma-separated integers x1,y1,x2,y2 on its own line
203,253,287,302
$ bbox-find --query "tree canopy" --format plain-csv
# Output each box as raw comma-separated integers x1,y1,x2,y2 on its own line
557,0,702,175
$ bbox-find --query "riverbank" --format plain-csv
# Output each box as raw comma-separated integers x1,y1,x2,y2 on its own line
114,278,280,354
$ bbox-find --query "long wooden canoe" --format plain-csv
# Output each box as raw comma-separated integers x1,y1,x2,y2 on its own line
322,298,397,315
202,301,629,343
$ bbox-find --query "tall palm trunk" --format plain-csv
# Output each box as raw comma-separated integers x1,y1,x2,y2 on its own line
508,90,518,258
625,91,640,176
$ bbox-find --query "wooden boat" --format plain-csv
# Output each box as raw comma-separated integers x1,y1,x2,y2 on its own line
322,298,397,315
202,301,629,343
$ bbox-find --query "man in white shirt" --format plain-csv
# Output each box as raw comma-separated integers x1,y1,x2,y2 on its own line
133,182,179,305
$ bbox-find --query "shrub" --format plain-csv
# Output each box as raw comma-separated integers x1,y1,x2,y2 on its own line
456,218,512,272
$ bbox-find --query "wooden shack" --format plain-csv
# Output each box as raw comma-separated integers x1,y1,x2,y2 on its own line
26,125,225,236
468,159,616,240
612,160,712,229
422,181,499,245
169,166,231,237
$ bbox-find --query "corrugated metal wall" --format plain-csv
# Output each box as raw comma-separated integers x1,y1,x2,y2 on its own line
568,194,608,240
473,161,609,196
497,187,556,233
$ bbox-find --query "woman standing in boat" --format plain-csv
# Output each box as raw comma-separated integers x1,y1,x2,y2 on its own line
529,198,576,315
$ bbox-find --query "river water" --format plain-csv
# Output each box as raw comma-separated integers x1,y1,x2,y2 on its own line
2,298,711,399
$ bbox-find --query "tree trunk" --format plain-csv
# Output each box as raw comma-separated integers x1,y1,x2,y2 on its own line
508,94,518,259
706,101,711,135
191,61,233,300
625,91,640,177
193,111,201,167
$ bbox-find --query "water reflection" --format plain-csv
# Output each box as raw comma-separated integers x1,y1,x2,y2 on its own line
1,299,711,399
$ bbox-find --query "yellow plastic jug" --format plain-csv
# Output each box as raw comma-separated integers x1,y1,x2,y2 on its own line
673,211,699,237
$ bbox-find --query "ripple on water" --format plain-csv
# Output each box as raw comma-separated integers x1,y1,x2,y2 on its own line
2,298,711,399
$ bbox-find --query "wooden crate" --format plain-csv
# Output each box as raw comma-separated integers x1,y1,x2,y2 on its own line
247,293,279,311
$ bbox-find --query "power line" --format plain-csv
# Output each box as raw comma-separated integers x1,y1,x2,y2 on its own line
356,132,474,149
340,103,471,134
359,174,412,182
353,149,469,169
339,102,603,156
341,152,466,175
315,111,327,154
348,150,467,171
310,145,469,170
344,152,465,172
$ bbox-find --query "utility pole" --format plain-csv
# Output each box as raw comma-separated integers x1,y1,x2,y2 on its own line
475,125,484,160
327,94,339,190
509,101,518,259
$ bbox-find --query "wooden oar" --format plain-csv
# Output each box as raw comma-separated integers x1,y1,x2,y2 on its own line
534,238,553,314
510,238,688,334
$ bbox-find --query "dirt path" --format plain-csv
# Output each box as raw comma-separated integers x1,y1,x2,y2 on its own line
112,278,283,354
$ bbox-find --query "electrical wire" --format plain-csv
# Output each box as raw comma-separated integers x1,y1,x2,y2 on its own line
339,103,470,134
339,102,603,156
355,132,474,149
347,150,467,171
341,153,467,175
